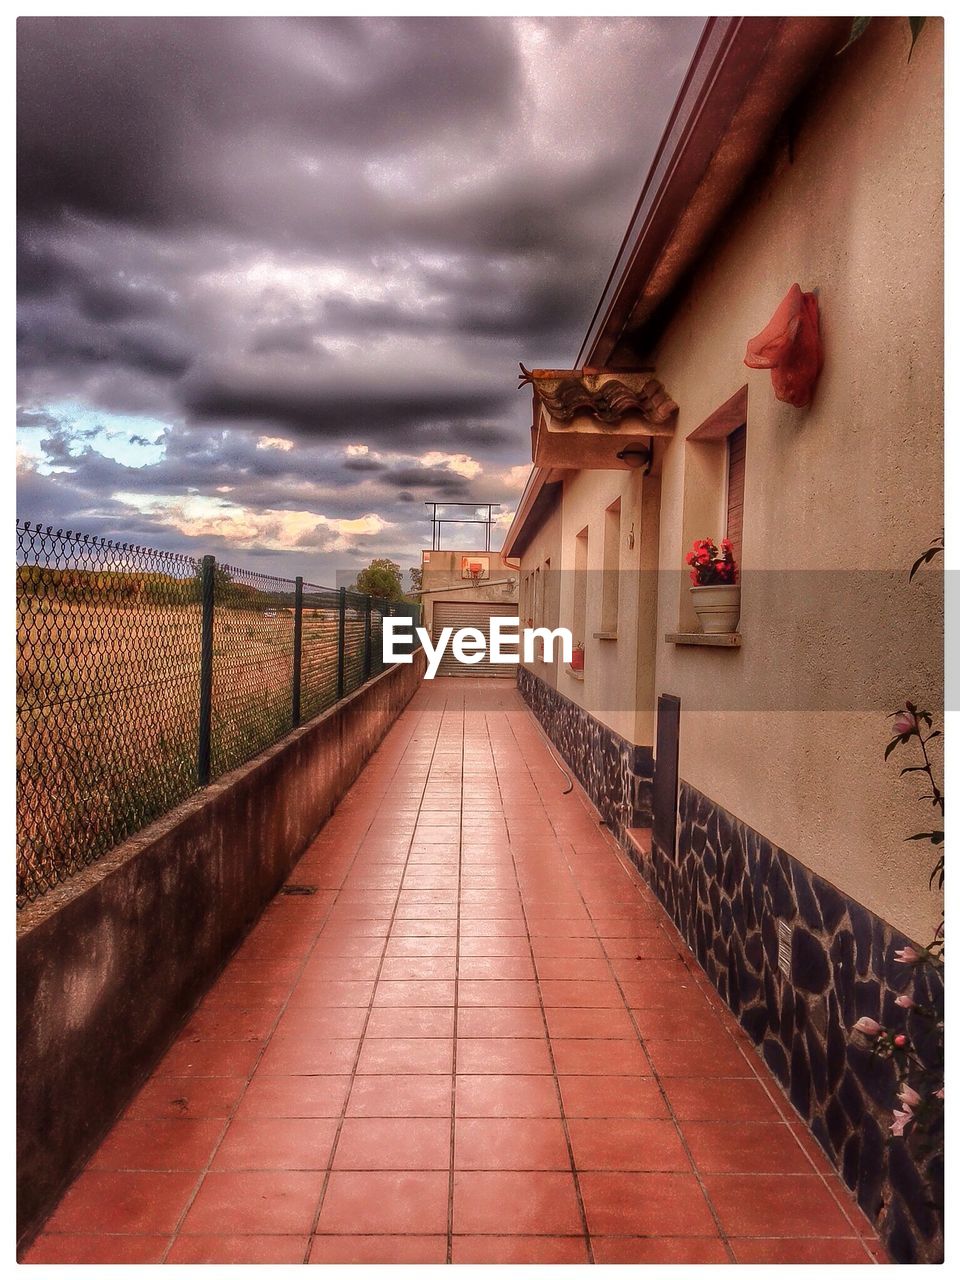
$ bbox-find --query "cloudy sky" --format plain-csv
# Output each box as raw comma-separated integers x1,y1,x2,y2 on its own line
17,16,702,585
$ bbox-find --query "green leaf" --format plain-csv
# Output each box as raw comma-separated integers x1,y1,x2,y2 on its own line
908,17,927,60
839,16,872,54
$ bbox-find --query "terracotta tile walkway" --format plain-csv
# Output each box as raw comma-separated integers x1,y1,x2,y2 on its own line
25,678,885,1265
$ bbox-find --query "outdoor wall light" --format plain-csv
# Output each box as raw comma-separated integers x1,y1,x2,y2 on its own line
615,442,654,472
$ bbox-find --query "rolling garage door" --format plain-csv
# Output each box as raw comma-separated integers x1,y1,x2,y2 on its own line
432,601,519,677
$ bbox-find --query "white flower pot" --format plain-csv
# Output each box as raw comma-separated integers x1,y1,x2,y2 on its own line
690,584,741,634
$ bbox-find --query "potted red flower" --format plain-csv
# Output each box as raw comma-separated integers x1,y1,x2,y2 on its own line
685,537,740,633
570,642,585,671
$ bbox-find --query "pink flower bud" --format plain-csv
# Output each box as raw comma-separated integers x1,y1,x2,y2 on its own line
898,1083,921,1108
894,946,923,965
894,1034,909,1049
853,1017,883,1037
894,994,916,1009
890,1106,914,1137
892,710,918,735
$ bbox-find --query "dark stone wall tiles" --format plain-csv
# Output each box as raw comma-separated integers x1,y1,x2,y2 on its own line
516,666,652,835
638,780,943,1265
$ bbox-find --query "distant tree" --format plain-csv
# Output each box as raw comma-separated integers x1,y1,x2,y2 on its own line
354,558,405,601
190,560,236,603
409,566,423,594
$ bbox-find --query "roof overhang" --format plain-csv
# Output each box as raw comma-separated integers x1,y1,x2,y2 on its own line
504,15,848,556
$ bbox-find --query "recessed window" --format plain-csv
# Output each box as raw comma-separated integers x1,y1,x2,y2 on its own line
725,425,746,564
573,526,588,648
600,498,621,636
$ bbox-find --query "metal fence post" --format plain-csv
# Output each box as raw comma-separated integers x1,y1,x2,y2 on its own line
292,576,303,727
336,586,346,701
197,554,215,785
363,595,372,682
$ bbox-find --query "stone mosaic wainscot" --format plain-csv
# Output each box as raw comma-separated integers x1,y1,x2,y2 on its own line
637,780,944,1265
517,666,652,834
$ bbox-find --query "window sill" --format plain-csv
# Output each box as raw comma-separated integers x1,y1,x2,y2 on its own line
665,632,741,648
593,631,618,640
565,666,585,681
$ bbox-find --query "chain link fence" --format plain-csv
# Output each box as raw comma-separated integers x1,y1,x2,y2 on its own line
16,522,422,907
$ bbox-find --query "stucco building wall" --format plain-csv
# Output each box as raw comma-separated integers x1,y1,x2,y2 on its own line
651,18,943,945
519,18,942,944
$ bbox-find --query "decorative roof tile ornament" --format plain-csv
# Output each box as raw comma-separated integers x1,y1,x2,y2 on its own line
518,365,678,428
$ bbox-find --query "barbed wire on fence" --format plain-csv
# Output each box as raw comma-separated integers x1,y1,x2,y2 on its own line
16,521,421,907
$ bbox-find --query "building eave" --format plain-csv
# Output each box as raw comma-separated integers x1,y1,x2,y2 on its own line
503,15,848,557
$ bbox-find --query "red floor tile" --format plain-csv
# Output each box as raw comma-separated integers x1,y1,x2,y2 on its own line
544,1006,637,1039
456,1073,561,1118
454,1117,571,1170
88,1116,223,1171
364,1006,455,1038
457,979,540,1006
550,1037,650,1075
44,1169,198,1236
179,1004,278,1042
122,1073,247,1121
559,1074,669,1119
379,955,458,980
274,1005,369,1039
643,1034,754,1077
455,1037,553,1074
288,979,375,1007
373,979,456,1006
22,1234,170,1263
579,1171,717,1236
356,1036,453,1074
663,1076,784,1123
566,1118,691,1171
451,1235,589,1263
592,1236,730,1263
333,1117,451,1170
167,1234,309,1263
258,1035,359,1075
456,1006,545,1038
346,1074,453,1118
452,1171,583,1234
236,1074,351,1119
731,1237,873,1263
308,1234,448,1263
182,1169,326,1235
682,1120,815,1174
704,1174,858,1238
212,1116,338,1170
154,1039,262,1078
316,1171,449,1234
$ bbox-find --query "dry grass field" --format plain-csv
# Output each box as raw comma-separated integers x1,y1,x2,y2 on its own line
16,592,363,904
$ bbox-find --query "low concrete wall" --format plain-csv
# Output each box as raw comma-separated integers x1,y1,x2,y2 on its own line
17,652,425,1245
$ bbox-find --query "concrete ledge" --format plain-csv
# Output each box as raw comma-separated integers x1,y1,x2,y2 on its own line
17,651,425,1246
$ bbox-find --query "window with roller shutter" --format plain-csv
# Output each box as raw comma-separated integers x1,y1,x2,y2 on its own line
725,424,746,562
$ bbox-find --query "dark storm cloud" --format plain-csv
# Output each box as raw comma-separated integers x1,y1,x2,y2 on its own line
381,467,470,495
17,15,704,578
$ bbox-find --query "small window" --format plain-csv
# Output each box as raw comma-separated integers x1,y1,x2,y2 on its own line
600,498,621,635
534,566,542,627
725,425,746,564
573,527,589,649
